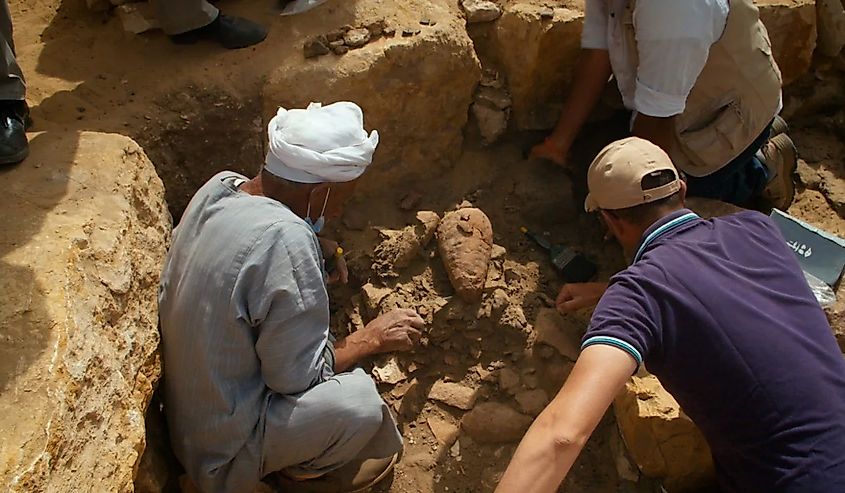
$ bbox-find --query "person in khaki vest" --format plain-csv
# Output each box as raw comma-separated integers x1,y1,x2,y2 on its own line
531,0,797,211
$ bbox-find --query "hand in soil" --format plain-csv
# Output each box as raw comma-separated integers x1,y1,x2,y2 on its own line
318,237,348,284
556,282,609,314
365,308,424,353
530,138,568,167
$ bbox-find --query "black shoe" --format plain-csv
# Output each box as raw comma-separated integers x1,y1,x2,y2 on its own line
170,13,268,50
0,100,29,165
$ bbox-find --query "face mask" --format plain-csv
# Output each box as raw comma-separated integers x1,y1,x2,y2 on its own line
304,187,331,234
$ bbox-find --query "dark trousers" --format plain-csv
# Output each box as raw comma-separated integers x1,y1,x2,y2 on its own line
0,0,25,101
685,122,773,206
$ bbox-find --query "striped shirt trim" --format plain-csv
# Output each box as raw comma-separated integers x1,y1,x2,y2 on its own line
633,212,700,263
582,336,644,366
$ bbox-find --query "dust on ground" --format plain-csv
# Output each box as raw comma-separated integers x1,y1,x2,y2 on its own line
8,0,845,492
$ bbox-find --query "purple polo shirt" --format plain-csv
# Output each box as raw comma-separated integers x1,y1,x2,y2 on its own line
583,209,845,492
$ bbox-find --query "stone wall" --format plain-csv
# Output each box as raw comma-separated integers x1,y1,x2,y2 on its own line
0,132,170,492
262,0,481,195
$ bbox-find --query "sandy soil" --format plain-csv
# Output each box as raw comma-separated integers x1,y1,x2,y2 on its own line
7,0,845,492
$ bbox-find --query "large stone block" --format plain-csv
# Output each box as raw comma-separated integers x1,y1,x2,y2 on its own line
757,0,817,85
614,373,715,492
493,4,584,130
263,2,481,193
0,132,171,492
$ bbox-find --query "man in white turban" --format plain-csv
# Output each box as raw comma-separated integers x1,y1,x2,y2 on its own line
159,102,422,493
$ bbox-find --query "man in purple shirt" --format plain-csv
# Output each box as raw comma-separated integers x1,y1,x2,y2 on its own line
497,137,845,493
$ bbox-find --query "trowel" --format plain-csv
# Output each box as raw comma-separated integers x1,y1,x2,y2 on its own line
521,227,597,283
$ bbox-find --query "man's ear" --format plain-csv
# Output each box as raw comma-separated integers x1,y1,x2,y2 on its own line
600,209,622,239
678,180,687,206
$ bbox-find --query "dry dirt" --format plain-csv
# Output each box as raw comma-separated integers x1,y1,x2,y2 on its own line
7,0,845,492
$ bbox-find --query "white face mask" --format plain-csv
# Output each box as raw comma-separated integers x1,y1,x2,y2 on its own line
304,187,331,234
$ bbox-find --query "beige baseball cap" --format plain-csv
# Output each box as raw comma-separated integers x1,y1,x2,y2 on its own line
584,137,682,212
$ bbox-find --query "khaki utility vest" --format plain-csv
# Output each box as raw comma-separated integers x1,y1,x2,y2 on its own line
620,0,782,176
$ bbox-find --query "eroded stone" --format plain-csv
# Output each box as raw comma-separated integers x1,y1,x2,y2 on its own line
614,373,715,491
429,381,478,410
0,132,170,492
461,402,533,443
462,0,503,23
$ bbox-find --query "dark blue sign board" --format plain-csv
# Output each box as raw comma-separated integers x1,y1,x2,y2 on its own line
770,209,845,288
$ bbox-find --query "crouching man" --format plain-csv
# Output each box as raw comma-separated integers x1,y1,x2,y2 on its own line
159,102,422,493
497,137,845,493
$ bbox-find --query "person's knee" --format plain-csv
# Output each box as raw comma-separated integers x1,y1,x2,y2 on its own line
331,375,384,432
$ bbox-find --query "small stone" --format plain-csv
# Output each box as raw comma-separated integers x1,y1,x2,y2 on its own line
498,367,520,394
383,25,397,37
472,103,508,145
330,43,349,56
402,27,421,37
476,87,512,111
372,357,408,385
490,244,507,260
427,416,459,446
391,378,417,398
480,69,503,89
117,3,159,34
534,308,580,361
462,0,503,23
449,439,461,457
344,28,371,48
428,381,478,410
461,402,533,443
420,18,436,26
515,389,549,416
303,36,330,59
521,372,540,389
537,345,556,359
539,7,555,19
325,29,345,42
490,288,509,315
367,20,386,37
361,283,392,316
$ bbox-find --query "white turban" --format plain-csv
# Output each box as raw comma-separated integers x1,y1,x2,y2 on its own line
264,102,379,184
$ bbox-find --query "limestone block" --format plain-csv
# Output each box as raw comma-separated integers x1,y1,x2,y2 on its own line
493,3,584,130
263,1,481,194
0,132,171,492
614,373,715,492
757,0,817,85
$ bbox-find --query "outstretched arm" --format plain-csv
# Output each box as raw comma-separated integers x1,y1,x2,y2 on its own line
495,345,636,493
531,49,613,166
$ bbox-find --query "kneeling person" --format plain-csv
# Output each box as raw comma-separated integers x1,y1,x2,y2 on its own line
498,137,845,493
159,102,422,493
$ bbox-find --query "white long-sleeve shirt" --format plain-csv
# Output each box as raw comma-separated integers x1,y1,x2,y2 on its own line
582,0,730,118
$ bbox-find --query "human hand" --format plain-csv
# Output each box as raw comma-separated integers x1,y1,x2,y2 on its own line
318,237,348,284
530,138,569,167
364,308,424,353
556,282,609,314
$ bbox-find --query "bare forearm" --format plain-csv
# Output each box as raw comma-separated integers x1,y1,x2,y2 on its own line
333,330,380,373
496,412,586,493
547,49,613,151
496,346,637,493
